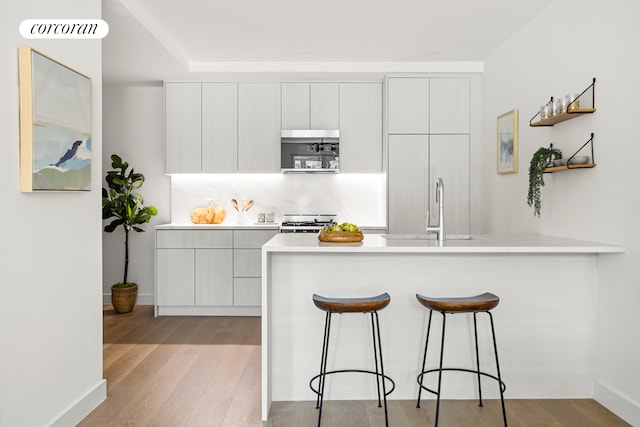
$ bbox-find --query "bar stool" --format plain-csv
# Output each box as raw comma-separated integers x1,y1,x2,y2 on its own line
309,292,395,427
415,292,507,426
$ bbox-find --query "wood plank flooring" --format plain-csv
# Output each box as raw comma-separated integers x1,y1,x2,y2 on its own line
79,305,631,426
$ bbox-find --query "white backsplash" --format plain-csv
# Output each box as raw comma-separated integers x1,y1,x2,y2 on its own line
170,173,387,226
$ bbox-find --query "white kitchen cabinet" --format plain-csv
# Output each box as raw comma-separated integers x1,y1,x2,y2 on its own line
156,249,194,306
388,135,429,233
387,77,429,134
281,82,339,130
387,77,470,134
429,135,470,236
202,83,238,173
155,228,276,315
238,83,281,173
310,83,339,129
429,78,470,134
156,229,234,315
388,135,469,236
165,82,202,173
165,82,238,173
233,229,277,306
339,83,383,173
233,278,262,307
281,83,309,129
195,249,233,306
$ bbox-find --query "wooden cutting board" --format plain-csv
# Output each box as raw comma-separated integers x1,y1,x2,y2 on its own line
318,230,364,242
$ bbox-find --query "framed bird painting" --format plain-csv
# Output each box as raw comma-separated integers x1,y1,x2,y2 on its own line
18,46,92,192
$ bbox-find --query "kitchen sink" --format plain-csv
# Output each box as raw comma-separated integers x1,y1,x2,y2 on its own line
382,234,471,240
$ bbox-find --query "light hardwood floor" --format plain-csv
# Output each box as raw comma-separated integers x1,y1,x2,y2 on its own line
79,305,631,426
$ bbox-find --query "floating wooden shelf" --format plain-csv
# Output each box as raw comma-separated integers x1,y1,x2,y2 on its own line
543,163,596,173
531,108,596,127
530,78,596,127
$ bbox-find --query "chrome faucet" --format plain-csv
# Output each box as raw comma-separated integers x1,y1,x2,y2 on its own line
426,178,445,243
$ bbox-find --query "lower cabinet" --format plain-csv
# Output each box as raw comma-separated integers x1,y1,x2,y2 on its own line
155,228,277,316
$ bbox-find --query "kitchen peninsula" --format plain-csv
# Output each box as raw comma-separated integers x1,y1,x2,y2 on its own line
260,233,623,421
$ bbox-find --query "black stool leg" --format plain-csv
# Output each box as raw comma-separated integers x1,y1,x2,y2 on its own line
473,312,483,407
316,312,332,427
370,312,382,407
416,310,434,408
434,312,447,427
373,310,390,426
488,312,508,426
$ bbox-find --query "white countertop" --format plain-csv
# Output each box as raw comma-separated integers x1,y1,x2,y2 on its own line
263,233,624,254
156,223,280,230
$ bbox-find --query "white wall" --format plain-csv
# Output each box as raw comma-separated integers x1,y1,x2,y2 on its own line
102,85,171,304
480,0,640,424
0,1,105,426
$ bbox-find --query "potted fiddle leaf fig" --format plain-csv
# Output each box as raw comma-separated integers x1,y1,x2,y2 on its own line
527,145,562,217
102,154,158,313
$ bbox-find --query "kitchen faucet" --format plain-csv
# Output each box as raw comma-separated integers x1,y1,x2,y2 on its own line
426,177,445,243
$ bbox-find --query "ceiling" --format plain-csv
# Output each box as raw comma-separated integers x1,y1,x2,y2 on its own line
102,0,555,83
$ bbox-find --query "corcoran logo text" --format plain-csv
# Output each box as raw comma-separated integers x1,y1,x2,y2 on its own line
20,19,109,39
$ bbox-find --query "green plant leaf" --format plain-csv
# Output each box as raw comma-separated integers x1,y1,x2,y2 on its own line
527,146,562,217
102,154,157,283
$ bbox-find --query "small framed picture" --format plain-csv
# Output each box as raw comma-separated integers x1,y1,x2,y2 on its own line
497,109,519,174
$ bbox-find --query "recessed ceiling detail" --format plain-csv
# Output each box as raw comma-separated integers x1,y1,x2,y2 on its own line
104,0,554,82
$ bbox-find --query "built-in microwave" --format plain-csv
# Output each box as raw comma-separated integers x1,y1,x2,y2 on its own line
281,130,339,173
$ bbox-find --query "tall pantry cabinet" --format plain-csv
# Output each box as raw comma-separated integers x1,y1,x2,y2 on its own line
386,76,471,236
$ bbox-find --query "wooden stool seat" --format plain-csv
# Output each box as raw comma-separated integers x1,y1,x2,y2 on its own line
313,292,391,313
416,292,499,313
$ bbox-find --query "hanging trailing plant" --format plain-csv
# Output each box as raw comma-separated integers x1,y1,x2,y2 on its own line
527,145,562,217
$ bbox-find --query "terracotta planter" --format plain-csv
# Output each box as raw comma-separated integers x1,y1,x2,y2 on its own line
111,283,138,313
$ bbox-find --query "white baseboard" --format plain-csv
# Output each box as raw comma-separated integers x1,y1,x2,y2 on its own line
103,292,155,305
594,380,640,426
50,379,106,427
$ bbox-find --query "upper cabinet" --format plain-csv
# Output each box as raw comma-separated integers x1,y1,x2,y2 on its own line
429,78,470,134
387,77,429,134
165,82,202,173
339,83,383,173
165,82,238,174
387,77,470,134
202,83,238,173
166,80,381,174
281,83,339,129
238,83,281,173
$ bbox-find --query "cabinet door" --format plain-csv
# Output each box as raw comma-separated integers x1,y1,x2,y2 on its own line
388,135,429,234
156,249,195,306
429,78,470,134
157,230,232,249
387,77,429,134
233,229,277,248
165,82,202,173
234,249,261,277
234,278,262,306
339,83,382,173
202,83,238,173
281,83,310,129
429,135,470,236
310,83,339,129
238,83,281,172
195,249,233,306
281,83,339,130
